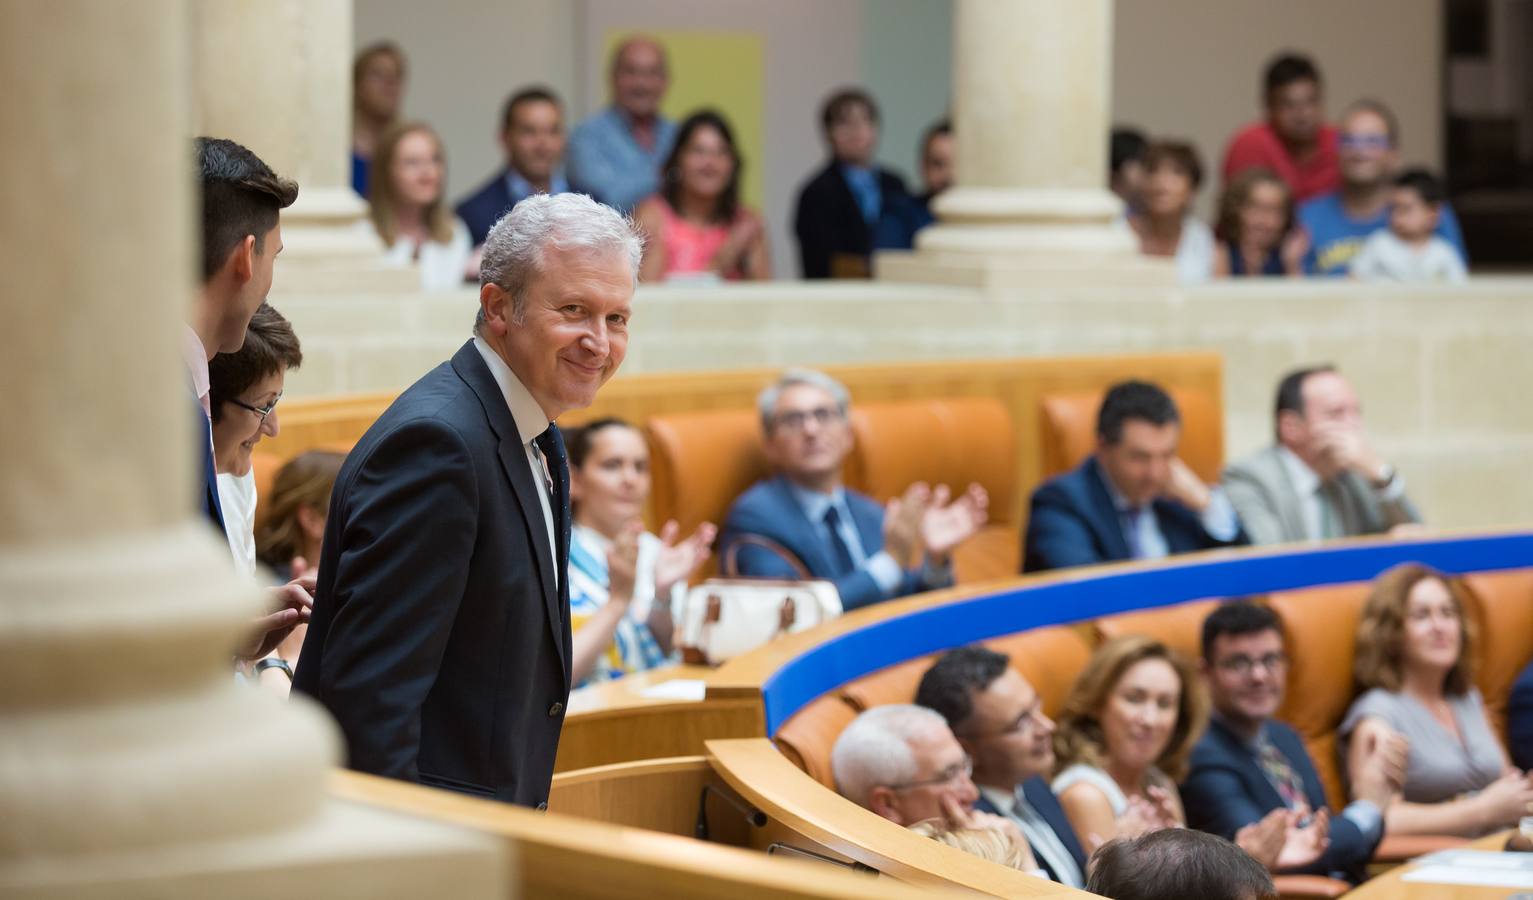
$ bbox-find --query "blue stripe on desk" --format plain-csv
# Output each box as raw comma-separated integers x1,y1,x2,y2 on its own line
762,533,1533,735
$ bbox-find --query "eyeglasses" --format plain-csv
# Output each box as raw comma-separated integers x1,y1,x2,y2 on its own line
228,392,282,426
772,406,842,433
1216,652,1288,676
888,754,973,792
1339,134,1392,151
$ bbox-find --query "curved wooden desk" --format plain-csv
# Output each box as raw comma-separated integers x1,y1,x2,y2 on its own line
1341,831,1520,899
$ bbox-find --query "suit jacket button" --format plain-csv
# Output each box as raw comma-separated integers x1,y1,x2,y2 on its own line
536,801,548,811
547,700,564,717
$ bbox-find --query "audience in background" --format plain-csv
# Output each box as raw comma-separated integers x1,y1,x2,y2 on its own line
917,647,1089,888
568,36,677,213
456,87,572,248
256,449,346,582
1351,169,1467,283
1024,381,1245,573
1182,602,1401,881
1341,564,1533,837
1223,366,1419,545
1299,100,1467,276
794,88,913,278
1110,127,1149,214
351,42,407,198
1213,168,1304,278
875,118,952,250
721,369,987,610
1510,659,1533,772
1222,53,1338,203
1051,636,1208,847
1129,141,1215,283
1085,828,1277,900
366,122,474,290
635,110,771,283
566,418,715,687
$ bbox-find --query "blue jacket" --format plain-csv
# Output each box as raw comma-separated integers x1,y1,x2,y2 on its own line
973,776,1088,885
1022,456,1247,573
720,475,924,611
1181,718,1379,882
454,170,517,248
1509,660,1533,771
196,395,225,537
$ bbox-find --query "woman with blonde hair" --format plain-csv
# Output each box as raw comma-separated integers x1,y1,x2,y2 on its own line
1341,563,1533,836
1051,635,1209,847
907,821,1039,874
366,122,474,289
256,449,346,582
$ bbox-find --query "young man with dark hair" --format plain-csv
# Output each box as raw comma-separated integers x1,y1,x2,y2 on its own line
792,87,913,278
1350,168,1467,282
1023,381,1245,572
874,118,952,250
916,646,1089,887
1181,601,1406,882
1086,828,1277,900
1221,52,1339,203
455,87,572,247
1110,126,1149,212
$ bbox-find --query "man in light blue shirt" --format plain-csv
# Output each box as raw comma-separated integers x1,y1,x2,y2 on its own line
567,36,677,213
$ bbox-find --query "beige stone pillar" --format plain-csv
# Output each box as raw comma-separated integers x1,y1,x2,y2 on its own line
0,2,500,895
878,0,1173,288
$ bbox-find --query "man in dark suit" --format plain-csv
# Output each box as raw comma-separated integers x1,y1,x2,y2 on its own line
455,88,573,248
1181,601,1406,882
720,369,987,611
917,646,1089,888
793,88,913,278
1512,660,1533,772
1023,380,1247,572
294,193,641,808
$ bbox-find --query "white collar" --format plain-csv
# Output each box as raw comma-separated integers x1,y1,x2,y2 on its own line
1277,444,1322,495
472,336,549,446
978,784,1019,816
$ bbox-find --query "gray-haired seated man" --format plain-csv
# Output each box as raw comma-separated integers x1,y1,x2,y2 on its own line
719,368,987,610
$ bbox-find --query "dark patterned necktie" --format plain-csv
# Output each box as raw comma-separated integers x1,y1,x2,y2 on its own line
1258,740,1304,808
533,424,570,610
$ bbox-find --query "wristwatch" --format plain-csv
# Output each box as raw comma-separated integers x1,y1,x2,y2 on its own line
254,657,294,681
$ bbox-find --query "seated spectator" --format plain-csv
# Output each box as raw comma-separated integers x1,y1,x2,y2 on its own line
635,110,771,283
366,122,474,290
1510,658,1533,771
907,821,1035,871
567,36,677,213
1222,365,1420,545
256,448,347,582
1342,564,1533,836
1182,601,1403,881
1110,127,1149,214
351,41,406,197
720,369,987,611
1023,381,1245,573
455,87,572,249
831,704,1041,872
917,646,1089,887
566,418,715,687
1350,169,1467,283
1212,168,1304,277
1221,53,1338,203
1052,636,1209,847
1300,99,1467,276
1086,829,1277,900
1128,141,1215,283
874,118,951,250
793,88,913,278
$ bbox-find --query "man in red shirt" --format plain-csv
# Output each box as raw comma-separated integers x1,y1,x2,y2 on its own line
1221,53,1339,203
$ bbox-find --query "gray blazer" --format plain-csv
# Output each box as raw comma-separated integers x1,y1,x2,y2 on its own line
1222,445,1420,545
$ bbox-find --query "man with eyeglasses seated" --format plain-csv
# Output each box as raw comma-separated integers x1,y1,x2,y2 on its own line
830,704,1043,875
1181,601,1407,883
915,647,1089,887
719,368,988,610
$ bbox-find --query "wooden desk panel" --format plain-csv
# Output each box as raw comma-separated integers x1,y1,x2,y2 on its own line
1342,831,1520,899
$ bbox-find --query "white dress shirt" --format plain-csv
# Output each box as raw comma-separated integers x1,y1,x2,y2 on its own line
978,784,1082,887
1277,445,1326,541
216,470,258,577
1097,466,1240,559
784,481,951,597
472,337,557,588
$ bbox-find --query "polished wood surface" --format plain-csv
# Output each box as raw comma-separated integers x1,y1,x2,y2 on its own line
331,769,971,900
549,755,754,846
1342,831,1521,899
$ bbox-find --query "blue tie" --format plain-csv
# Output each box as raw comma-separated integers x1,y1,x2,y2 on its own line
1123,507,1144,559
822,506,857,576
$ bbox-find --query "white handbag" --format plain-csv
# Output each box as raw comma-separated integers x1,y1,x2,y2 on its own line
678,535,842,666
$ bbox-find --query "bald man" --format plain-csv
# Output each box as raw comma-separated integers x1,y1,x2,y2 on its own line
567,36,677,212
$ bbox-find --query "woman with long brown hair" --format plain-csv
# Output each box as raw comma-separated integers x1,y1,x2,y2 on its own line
366,122,474,290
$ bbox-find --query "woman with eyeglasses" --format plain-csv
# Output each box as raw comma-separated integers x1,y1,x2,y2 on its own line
1051,636,1209,848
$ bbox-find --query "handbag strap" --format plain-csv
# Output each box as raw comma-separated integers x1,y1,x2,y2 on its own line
722,533,814,580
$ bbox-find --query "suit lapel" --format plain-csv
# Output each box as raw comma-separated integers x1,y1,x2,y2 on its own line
1266,448,1310,540
1022,776,1089,869
769,476,838,576
1083,458,1132,560
1213,720,1289,811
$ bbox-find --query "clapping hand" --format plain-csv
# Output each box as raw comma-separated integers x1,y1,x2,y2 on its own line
653,519,717,598
919,483,988,565
883,482,933,569
1274,805,1330,871
1235,807,1289,869
606,521,643,607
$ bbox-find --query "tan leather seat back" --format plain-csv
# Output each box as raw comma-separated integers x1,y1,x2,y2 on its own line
985,625,1095,718
772,693,858,790
1464,568,1533,740
646,409,769,537
1094,598,1223,664
1039,387,1223,484
841,654,941,713
845,398,1018,523
251,451,285,533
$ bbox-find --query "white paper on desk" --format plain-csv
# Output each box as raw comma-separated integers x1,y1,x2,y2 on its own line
639,679,707,701
1403,857,1533,889
1414,850,1533,871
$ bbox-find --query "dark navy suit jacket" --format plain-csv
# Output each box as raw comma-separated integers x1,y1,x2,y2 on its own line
792,161,912,279
973,776,1089,884
1181,718,1380,882
196,395,225,536
720,475,925,611
1509,660,1533,771
454,169,517,247
1022,456,1248,573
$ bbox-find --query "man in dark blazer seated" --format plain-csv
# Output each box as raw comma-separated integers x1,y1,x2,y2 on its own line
720,369,988,611
793,88,913,278
1023,380,1247,573
294,194,641,809
455,87,573,248
917,647,1089,888
1182,601,1407,881
1508,659,1533,772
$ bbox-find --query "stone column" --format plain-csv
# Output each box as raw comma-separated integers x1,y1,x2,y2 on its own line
0,2,499,895
878,0,1173,288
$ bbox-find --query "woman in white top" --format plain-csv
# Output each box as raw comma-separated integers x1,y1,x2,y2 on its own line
367,122,474,290
1129,141,1215,284
1051,635,1208,848
567,418,717,688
